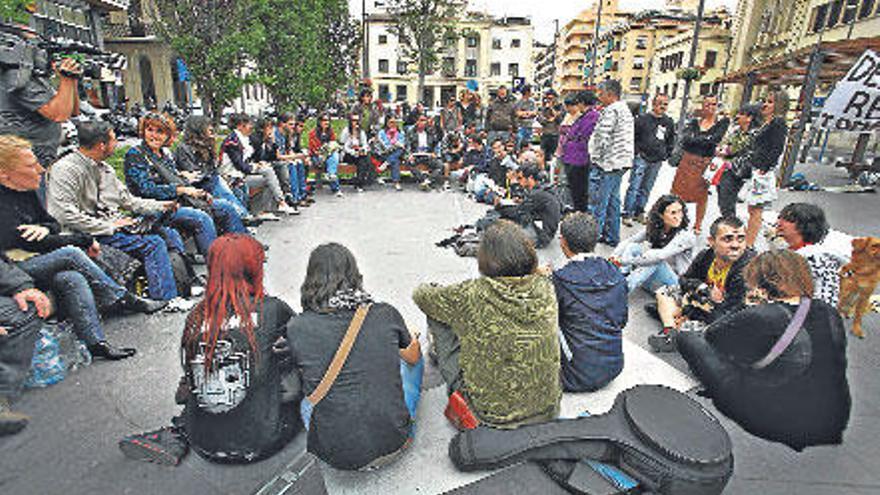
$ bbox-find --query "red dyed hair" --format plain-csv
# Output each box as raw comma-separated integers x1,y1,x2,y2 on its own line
182,234,265,370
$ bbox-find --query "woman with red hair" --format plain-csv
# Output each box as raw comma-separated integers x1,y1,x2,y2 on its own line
119,234,299,465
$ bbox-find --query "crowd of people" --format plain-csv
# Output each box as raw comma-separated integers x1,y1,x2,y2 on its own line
0,61,856,474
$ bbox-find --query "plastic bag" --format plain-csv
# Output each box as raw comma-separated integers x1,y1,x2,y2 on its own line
25,323,92,389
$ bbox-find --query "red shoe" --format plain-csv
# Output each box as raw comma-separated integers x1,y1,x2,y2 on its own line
444,391,480,430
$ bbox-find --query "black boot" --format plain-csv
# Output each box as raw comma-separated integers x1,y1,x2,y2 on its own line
0,397,29,437
116,293,168,314
88,341,137,361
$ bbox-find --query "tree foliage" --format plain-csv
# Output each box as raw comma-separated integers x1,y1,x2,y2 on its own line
250,0,358,112
150,0,260,122
385,0,461,102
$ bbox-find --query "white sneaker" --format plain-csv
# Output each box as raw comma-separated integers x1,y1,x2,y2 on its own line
356,187,365,193
256,212,281,222
376,177,387,185
277,204,299,216
394,183,402,191
164,297,198,313
335,190,344,198
190,286,205,297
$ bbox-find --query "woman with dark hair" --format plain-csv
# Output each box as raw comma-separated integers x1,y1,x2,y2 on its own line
677,250,850,451
308,114,342,196
558,91,600,212
413,220,561,429
375,116,407,191
339,113,374,192
287,243,423,471
776,202,848,306
671,96,730,234
175,116,249,218
119,234,299,465
611,194,697,293
716,104,763,218
744,89,790,247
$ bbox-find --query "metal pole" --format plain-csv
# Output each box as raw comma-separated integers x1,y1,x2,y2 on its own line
779,47,824,186
589,0,605,86
362,0,370,78
676,0,706,135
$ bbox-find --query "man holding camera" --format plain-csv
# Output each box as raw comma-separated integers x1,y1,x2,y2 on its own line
648,216,755,352
0,23,81,167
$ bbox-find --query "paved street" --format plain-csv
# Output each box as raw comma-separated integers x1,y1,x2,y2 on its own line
1,161,879,495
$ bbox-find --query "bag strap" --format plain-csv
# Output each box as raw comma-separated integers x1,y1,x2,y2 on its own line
751,298,811,370
307,304,371,406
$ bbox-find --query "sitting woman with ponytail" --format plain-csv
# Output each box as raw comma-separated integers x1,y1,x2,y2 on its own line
119,234,299,465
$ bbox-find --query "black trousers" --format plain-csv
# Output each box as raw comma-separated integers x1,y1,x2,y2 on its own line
0,298,42,399
343,153,375,188
565,163,590,213
717,171,745,218
540,134,559,161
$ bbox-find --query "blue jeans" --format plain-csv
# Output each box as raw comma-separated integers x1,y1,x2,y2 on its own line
591,169,625,246
0,297,41,398
210,176,249,217
210,199,246,234
300,357,424,437
170,207,216,255
17,246,127,344
623,156,662,217
619,243,679,293
287,161,308,201
517,126,533,150
98,232,178,300
312,153,340,192
385,149,405,183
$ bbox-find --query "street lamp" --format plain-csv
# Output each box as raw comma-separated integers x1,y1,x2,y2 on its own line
676,0,706,135
589,0,605,87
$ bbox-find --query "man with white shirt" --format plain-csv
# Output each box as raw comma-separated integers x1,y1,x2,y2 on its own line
589,80,634,247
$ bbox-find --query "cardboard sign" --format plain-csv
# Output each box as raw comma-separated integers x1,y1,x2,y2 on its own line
818,50,880,132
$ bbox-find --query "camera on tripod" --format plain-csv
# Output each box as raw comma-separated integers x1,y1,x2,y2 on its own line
38,37,126,78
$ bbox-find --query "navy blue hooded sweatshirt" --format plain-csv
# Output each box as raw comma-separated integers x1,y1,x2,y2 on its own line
552,255,628,392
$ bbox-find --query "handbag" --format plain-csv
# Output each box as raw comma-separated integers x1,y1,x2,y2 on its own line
751,298,811,370
306,305,371,406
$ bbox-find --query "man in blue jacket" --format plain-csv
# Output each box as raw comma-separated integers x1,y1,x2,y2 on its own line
552,212,628,392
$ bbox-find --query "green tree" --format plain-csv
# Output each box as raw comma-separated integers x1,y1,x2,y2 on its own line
250,0,358,112
150,0,259,122
385,0,461,105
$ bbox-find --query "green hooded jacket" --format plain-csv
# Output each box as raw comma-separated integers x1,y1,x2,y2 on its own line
413,274,561,427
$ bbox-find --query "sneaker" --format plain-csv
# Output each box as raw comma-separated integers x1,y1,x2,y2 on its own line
256,212,281,222
442,181,451,192
164,297,198,313
394,183,402,191
335,190,344,198
634,213,647,224
0,397,28,437
190,285,206,298
419,179,432,191
376,177,387,185
356,187,365,193
622,216,634,227
648,329,676,353
119,427,189,466
242,215,264,227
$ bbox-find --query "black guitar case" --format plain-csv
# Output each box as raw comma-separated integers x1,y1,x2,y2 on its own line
449,385,733,495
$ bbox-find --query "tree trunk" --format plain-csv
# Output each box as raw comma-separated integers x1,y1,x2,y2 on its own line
418,57,426,106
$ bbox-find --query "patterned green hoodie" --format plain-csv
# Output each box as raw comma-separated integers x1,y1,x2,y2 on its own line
413,274,561,427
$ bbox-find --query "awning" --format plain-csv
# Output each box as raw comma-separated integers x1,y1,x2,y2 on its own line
720,37,880,86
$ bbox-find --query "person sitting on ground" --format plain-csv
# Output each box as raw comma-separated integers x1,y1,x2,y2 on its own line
339,113,374,193
287,243,423,471
47,121,182,302
553,212,627,392
219,113,292,218
775,203,849,307
0,256,49,436
677,250,851,451
0,135,165,359
375,116,407,191
406,114,443,191
648,216,754,352
308,114,342,196
413,220,561,428
124,112,245,249
441,131,465,189
505,166,562,249
174,116,251,220
119,234,300,465
611,194,697,294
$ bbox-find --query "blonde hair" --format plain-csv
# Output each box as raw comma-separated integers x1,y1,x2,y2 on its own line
0,135,32,171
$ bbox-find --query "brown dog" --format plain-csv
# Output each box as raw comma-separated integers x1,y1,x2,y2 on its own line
838,237,880,337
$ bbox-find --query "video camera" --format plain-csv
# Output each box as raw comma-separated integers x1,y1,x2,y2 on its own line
0,22,125,87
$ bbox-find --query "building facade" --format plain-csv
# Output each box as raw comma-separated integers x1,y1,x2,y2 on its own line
648,23,733,118
364,10,534,107
556,0,629,94
532,41,555,91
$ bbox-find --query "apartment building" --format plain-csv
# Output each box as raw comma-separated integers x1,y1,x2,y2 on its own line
556,0,629,94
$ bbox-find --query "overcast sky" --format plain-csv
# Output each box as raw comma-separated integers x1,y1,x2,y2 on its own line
350,0,738,43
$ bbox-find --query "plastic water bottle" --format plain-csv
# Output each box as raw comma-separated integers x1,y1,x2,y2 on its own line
24,326,66,388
